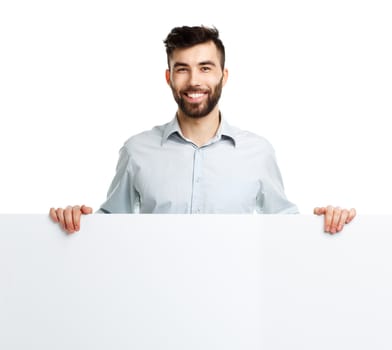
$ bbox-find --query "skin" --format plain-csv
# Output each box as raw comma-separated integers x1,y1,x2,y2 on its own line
50,205,92,234
165,41,228,146
314,206,356,234
50,41,356,234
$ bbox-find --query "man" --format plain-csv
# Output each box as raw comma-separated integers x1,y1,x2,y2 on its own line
50,25,356,234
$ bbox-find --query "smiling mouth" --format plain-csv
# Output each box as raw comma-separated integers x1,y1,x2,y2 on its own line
183,91,207,102
186,92,204,98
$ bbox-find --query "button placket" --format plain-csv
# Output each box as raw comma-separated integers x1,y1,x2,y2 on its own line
190,148,203,213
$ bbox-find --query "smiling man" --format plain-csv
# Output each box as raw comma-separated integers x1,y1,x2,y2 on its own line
50,25,356,233
168,41,225,121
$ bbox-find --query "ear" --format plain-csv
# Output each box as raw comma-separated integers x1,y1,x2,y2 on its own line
165,69,171,85
222,68,229,87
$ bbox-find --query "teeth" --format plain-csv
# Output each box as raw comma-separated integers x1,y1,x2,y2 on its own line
188,93,204,98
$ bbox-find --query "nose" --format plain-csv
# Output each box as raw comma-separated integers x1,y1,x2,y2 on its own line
189,68,201,87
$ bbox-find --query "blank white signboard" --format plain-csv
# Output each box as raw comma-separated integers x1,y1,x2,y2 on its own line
0,214,391,349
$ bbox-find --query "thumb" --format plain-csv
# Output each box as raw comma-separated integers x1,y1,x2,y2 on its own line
313,207,326,215
80,205,93,214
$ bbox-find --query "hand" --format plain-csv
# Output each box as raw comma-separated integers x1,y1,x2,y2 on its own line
49,205,93,234
313,205,356,234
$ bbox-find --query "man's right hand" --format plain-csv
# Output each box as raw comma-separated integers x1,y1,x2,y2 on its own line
49,205,93,234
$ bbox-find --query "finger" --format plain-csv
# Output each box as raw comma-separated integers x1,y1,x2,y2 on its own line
313,207,323,215
49,207,59,223
324,205,334,233
336,209,349,232
314,207,328,216
56,208,66,231
330,206,342,234
346,208,356,223
72,206,82,232
80,205,93,214
63,206,76,233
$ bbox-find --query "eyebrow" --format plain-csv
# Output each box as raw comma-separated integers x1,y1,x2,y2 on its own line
172,62,189,69
172,60,217,69
198,60,216,67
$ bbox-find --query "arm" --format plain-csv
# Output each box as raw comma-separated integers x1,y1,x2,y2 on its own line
256,145,299,214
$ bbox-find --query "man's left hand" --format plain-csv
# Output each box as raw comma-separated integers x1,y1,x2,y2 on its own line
313,206,356,234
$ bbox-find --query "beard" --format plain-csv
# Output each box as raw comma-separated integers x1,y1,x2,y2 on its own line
170,77,223,118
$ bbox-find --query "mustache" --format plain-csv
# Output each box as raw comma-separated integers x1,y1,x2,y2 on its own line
181,86,209,93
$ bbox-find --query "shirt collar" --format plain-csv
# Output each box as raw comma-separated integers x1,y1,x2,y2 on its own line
162,115,183,144
162,113,237,147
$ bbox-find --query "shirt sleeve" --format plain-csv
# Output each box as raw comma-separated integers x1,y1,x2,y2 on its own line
98,146,140,213
256,148,299,214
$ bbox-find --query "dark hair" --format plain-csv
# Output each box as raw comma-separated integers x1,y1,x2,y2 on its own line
163,25,225,69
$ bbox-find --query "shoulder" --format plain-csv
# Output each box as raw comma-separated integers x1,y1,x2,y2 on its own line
121,122,168,153
228,123,276,154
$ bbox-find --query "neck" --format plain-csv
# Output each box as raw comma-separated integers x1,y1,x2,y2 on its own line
177,108,221,147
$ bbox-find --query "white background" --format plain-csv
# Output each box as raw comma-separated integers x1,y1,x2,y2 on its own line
1,0,391,214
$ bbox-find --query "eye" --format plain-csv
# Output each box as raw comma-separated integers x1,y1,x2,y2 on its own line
201,66,211,72
175,67,188,73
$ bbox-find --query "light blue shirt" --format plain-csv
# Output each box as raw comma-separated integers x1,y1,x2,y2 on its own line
99,116,298,214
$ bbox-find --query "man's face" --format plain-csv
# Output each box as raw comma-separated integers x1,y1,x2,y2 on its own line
166,41,228,118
